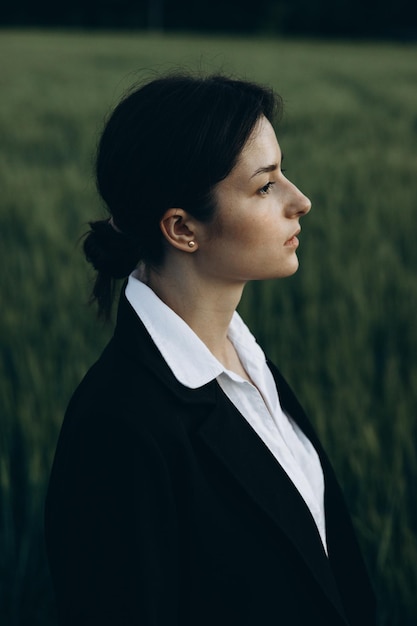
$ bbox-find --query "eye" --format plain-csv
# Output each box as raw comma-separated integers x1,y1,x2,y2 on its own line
259,181,275,196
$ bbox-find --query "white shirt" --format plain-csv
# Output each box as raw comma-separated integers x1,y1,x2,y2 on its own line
126,270,328,554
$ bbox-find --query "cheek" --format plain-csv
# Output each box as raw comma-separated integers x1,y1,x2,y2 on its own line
211,193,278,249
233,215,277,247
221,208,264,245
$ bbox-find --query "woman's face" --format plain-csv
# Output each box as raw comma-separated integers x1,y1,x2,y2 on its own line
195,116,311,284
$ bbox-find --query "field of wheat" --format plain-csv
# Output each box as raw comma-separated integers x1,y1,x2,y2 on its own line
0,30,416,625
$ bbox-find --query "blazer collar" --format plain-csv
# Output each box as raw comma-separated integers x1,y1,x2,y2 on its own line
113,292,348,623
113,291,217,406
125,273,224,388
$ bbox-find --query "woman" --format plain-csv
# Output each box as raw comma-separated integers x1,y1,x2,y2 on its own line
45,74,376,625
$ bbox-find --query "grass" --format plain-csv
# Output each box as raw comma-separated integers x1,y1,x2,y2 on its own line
1,29,416,625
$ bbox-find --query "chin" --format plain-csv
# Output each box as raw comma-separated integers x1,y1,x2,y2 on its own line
275,257,300,279
289,261,300,275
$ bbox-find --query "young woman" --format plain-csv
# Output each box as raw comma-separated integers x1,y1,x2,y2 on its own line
45,74,376,626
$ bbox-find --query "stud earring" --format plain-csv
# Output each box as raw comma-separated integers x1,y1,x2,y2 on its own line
188,241,196,248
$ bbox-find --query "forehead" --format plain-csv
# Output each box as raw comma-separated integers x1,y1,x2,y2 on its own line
235,116,281,176
243,117,280,159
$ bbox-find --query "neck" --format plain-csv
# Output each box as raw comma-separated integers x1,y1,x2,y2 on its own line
146,261,245,363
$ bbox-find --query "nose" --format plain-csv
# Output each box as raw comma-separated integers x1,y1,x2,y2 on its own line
285,180,311,217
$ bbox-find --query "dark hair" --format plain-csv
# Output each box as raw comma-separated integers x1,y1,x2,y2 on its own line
84,73,282,319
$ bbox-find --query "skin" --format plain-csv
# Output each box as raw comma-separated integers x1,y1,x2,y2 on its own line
148,116,311,378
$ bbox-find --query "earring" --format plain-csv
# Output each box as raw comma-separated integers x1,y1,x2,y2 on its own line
188,241,196,248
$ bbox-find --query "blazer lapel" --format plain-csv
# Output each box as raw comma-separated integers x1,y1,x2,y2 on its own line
198,383,349,624
266,359,325,453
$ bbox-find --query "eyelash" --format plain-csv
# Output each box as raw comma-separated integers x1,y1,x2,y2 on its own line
258,168,287,196
259,181,275,196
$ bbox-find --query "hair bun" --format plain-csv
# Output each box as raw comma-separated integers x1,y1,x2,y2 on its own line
83,219,141,279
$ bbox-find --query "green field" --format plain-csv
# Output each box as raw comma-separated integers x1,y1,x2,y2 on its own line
1,30,416,625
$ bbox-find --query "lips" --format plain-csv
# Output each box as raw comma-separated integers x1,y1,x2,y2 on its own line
284,228,301,246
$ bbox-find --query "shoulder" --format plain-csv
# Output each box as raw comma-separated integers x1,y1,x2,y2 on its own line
61,340,174,447
57,308,217,470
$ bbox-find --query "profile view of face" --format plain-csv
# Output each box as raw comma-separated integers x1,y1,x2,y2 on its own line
194,116,312,285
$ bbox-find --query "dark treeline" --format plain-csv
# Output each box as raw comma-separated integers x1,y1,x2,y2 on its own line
2,0,416,39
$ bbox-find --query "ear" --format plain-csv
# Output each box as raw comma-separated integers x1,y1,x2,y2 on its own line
159,208,198,252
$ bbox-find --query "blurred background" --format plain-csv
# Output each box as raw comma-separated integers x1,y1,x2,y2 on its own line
1,0,416,38
1,2,416,624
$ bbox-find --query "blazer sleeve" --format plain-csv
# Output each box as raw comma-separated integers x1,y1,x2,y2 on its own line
45,401,181,626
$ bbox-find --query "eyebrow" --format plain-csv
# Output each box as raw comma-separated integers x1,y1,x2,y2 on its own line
250,154,284,179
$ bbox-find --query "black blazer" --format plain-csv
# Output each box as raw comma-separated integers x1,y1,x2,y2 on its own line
45,294,376,626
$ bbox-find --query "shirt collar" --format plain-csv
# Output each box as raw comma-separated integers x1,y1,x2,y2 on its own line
125,269,266,389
